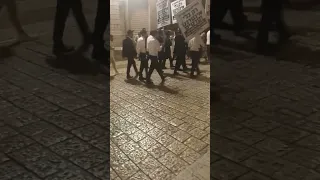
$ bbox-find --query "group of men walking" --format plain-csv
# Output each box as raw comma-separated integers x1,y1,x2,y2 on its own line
122,28,210,84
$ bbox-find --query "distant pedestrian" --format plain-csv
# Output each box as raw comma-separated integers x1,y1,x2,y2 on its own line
162,30,173,68
122,30,138,79
0,0,36,43
188,35,204,78
136,29,148,81
110,35,119,75
146,30,165,84
173,29,188,75
52,0,91,56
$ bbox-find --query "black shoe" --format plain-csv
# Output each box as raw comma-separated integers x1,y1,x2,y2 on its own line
53,44,75,56
146,79,153,84
161,76,166,82
139,77,146,81
173,71,179,75
127,75,133,79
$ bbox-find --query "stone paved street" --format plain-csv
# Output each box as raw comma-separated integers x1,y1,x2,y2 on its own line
110,60,210,180
211,7,320,180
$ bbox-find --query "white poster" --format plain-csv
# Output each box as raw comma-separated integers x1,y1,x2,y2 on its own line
175,0,209,41
171,0,186,24
156,0,171,28
205,0,210,19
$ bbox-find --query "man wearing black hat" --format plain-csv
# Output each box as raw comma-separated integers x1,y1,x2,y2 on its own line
122,30,138,79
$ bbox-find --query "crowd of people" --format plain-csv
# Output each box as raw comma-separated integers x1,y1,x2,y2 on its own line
117,28,210,84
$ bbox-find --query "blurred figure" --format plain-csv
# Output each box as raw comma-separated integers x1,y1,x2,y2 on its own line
136,29,148,81
92,0,109,66
173,29,188,75
256,0,290,54
162,30,173,68
0,0,36,43
188,35,204,78
206,30,210,62
122,30,138,79
146,30,165,84
110,35,118,74
52,0,91,56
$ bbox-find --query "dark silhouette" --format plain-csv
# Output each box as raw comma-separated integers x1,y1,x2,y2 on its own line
122,30,138,79
173,29,188,74
91,0,109,66
52,0,91,56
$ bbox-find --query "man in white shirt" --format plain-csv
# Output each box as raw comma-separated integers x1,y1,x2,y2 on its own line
206,30,210,61
146,30,165,84
136,29,148,81
188,34,205,77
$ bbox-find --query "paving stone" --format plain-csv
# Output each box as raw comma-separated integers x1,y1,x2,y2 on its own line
0,134,35,153
88,163,110,179
71,124,107,141
49,137,91,158
226,128,266,145
267,125,310,143
283,148,320,169
0,161,27,179
237,171,272,180
296,134,320,151
255,138,294,156
44,164,99,180
69,148,108,170
211,159,248,180
0,126,18,140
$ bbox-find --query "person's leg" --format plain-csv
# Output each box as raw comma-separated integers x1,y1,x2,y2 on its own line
190,51,196,76
92,0,108,62
174,55,181,74
132,59,139,76
256,1,273,53
196,51,201,75
110,54,118,74
182,53,187,71
53,0,74,54
147,58,156,83
4,0,35,42
127,57,133,78
70,0,91,44
154,59,165,80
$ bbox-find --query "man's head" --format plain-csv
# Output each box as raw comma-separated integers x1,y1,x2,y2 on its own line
140,29,147,38
150,30,157,37
127,30,134,38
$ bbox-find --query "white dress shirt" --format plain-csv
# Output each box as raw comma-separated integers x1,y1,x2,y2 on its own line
188,35,205,52
136,37,146,54
206,30,210,45
147,35,161,57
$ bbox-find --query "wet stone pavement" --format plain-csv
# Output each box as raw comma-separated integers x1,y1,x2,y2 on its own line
211,47,320,179
110,61,210,179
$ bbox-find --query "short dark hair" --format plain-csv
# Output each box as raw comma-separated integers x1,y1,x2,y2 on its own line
150,30,157,36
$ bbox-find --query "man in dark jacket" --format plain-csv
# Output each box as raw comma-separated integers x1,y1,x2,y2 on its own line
163,30,174,68
173,29,188,75
122,30,138,79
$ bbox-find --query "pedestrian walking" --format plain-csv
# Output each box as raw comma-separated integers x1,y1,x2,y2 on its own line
0,0,36,43
188,35,204,78
136,29,148,81
173,29,188,75
162,30,174,68
146,30,165,84
122,30,138,79
256,0,290,54
206,30,210,62
110,35,119,75
92,0,109,67
52,0,91,56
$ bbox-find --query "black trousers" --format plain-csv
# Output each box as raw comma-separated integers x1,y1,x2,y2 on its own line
139,53,148,78
174,53,186,72
190,51,201,75
162,52,173,67
257,0,287,49
147,55,164,80
53,0,90,46
92,0,108,54
127,56,138,76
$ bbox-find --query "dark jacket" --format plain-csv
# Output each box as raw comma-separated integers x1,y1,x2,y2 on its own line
122,37,137,58
164,37,172,57
174,35,187,55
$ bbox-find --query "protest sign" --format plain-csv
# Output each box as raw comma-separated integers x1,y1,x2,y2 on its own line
175,0,209,41
156,0,171,28
205,0,210,19
171,0,186,24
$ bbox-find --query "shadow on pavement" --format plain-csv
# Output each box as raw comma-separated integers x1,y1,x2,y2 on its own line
45,54,100,75
0,41,21,59
125,78,179,94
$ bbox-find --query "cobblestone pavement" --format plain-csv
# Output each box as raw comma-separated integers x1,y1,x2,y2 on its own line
110,60,210,180
211,9,320,179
